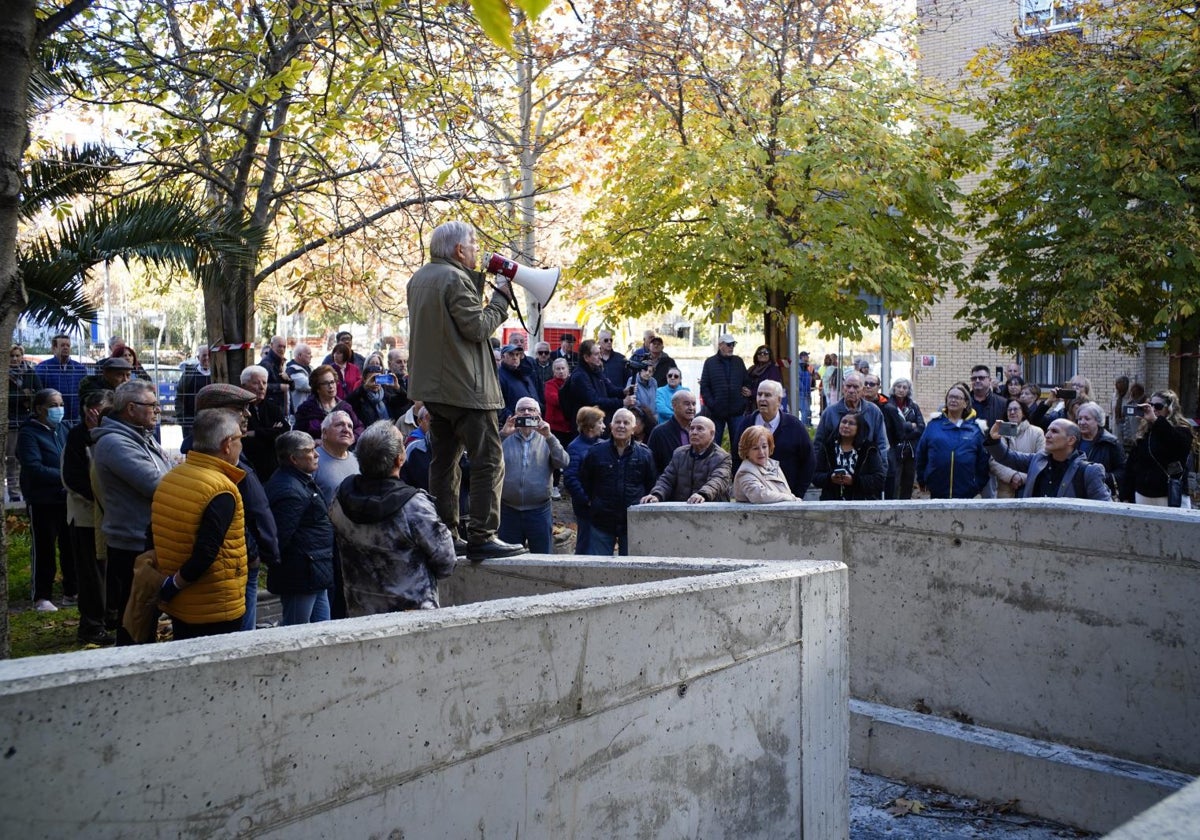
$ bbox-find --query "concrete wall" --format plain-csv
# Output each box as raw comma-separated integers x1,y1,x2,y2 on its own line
628,500,1199,830
0,556,849,840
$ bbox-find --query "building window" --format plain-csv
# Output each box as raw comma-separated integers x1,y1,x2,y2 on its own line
1020,0,1081,34
1022,346,1078,388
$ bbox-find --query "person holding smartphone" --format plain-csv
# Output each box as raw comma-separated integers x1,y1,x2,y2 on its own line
348,364,407,426
989,400,1045,498
497,397,568,553
813,411,886,501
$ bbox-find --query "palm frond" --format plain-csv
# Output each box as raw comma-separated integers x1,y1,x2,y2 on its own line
23,144,121,221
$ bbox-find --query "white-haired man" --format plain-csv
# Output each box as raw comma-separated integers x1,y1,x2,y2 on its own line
406,220,525,561
498,397,568,553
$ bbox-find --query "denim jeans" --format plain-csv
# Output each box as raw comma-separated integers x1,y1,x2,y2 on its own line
573,515,593,556
588,526,628,557
279,590,331,626
240,565,260,631
498,501,552,554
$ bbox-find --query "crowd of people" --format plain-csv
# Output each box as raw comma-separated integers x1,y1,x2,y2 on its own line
5,221,1198,645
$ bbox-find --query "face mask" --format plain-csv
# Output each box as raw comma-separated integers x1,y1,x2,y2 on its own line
47,407,65,425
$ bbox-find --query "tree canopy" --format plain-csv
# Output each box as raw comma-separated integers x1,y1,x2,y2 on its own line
958,0,1200,355
572,0,983,344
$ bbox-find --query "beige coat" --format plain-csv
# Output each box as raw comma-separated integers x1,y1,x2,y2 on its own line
406,257,508,410
989,421,1045,498
734,459,798,503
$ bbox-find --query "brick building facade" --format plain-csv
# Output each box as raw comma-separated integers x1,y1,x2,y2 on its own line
907,0,1169,416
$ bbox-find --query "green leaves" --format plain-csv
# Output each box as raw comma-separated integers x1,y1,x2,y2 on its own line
959,0,1200,351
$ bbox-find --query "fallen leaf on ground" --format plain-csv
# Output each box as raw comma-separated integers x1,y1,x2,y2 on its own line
886,797,926,817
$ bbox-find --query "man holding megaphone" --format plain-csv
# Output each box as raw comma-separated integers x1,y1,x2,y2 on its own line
406,221,528,562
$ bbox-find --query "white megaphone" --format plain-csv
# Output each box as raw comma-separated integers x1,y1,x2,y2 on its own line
482,252,560,336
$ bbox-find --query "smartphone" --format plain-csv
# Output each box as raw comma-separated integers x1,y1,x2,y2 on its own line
374,372,396,386
832,468,849,477
1124,404,1143,418
997,421,1020,436
513,416,539,428
995,366,1004,381
1057,388,1077,400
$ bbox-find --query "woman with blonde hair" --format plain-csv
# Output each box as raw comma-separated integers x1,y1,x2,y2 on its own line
1120,389,1194,508
734,426,798,503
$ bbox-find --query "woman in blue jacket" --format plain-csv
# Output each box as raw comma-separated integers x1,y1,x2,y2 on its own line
916,383,990,499
17,389,76,611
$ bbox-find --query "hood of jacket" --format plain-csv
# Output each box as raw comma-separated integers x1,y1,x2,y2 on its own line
335,474,419,525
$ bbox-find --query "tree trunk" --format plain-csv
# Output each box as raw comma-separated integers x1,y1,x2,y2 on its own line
0,0,38,658
203,261,256,385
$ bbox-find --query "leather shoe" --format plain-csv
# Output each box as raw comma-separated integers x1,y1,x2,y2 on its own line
78,631,116,647
466,538,528,562
453,538,469,557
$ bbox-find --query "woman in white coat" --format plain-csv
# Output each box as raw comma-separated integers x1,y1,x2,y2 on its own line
990,399,1045,498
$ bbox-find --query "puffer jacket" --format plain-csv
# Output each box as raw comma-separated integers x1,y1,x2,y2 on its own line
91,416,172,551
328,475,457,614
406,257,507,411
579,440,658,534
16,418,69,505
649,443,733,502
915,411,991,499
152,451,248,624
264,465,335,595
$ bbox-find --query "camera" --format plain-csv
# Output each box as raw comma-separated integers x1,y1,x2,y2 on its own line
1124,404,1143,418
1057,388,1077,400
997,421,1020,437
374,372,395,386
627,358,649,372
513,416,539,428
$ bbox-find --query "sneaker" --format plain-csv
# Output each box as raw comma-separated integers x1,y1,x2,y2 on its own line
34,599,58,613
61,595,78,607
550,486,562,500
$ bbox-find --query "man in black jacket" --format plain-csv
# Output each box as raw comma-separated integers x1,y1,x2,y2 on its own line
699,334,748,448
647,389,697,475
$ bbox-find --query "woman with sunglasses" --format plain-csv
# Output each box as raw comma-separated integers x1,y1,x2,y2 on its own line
655,367,690,423
743,345,783,415
1119,390,1194,508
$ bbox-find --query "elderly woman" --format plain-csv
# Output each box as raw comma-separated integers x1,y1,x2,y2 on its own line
813,411,886,501
989,399,1045,498
330,342,362,400
916,382,990,499
17,389,77,611
564,406,606,554
734,426,798,503
1075,401,1124,498
1120,389,1194,508
888,378,926,500
294,364,364,440
240,364,289,480
264,431,335,625
743,345,783,414
655,367,689,423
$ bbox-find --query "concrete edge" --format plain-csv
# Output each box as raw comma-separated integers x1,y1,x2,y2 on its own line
0,555,846,688
1103,775,1200,839
850,699,1194,834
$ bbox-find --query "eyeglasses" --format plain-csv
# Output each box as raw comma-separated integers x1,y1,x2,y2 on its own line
1151,403,1167,410
315,380,337,387
536,350,550,355
667,374,681,379
131,401,162,411
969,375,989,381
863,381,879,387
757,350,770,356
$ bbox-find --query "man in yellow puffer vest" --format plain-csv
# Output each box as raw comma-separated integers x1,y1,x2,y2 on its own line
152,409,249,640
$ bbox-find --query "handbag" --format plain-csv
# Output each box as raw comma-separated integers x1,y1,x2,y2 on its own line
1167,475,1184,508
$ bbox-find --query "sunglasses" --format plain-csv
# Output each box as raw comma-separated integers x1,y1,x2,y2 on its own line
1151,403,1167,410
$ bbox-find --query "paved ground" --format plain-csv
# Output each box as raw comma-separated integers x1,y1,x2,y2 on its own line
850,769,1096,839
